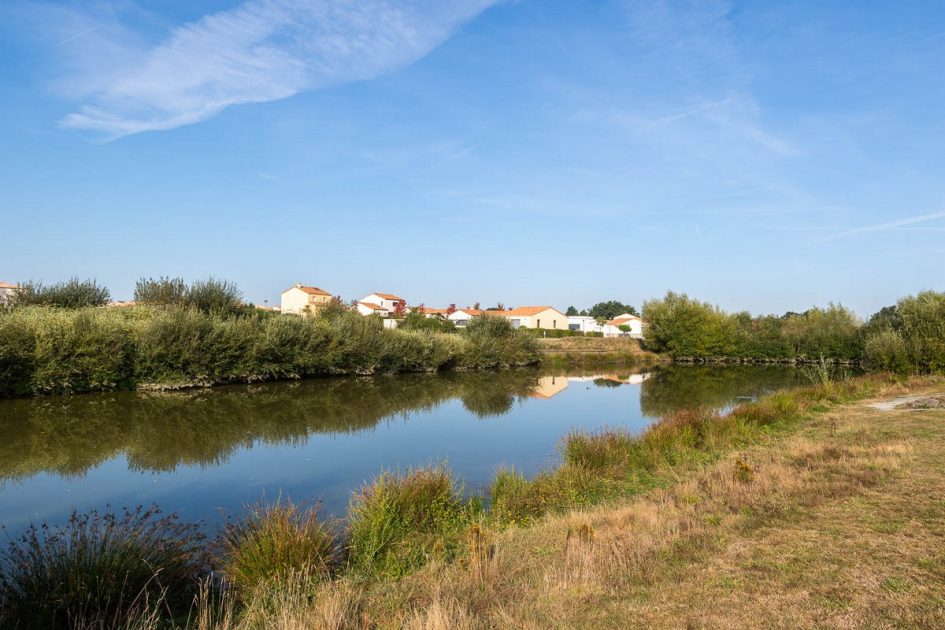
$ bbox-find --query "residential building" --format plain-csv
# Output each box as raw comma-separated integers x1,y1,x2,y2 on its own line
281,284,333,315
496,306,568,330
449,306,568,330
357,293,407,317
604,314,644,338
0,281,18,304
414,306,450,318
567,315,604,334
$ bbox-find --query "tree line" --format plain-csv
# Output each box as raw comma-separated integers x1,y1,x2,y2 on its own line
641,290,945,372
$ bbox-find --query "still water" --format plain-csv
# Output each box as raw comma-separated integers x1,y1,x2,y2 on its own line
0,366,809,532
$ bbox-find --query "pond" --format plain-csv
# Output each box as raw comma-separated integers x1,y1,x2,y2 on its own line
0,366,812,533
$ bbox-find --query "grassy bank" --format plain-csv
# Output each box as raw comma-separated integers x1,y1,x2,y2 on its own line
4,372,941,627
0,307,538,398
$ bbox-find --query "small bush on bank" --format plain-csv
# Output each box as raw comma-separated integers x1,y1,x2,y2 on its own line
864,329,912,373
346,465,469,578
218,499,337,600
8,278,110,309
463,315,537,368
0,506,206,629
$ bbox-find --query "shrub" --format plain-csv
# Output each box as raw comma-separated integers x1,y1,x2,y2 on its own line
0,506,206,628
30,308,135,394
896,291,945,373
218,499,336,600
346,465,469,577
134,276,188,306
864,330,912,373
0,314,35,397
462,315,537,368
184,277,244,316
10,278,110,309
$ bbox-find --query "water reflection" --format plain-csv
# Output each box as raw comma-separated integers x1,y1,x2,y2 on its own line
0,366,811,531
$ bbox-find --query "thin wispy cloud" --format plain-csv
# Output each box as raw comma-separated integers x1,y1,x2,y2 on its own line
822,211,945,242
57,0,501,139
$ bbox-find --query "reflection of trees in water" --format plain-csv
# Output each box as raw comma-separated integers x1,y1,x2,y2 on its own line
638,365,807,418
0,371,541,480
593,378,625,388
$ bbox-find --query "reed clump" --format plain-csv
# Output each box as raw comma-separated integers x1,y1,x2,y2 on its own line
0,506,206,629
346,465,471,578
217,499,337,601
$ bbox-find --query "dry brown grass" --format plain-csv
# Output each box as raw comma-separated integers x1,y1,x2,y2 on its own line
330,378,945,628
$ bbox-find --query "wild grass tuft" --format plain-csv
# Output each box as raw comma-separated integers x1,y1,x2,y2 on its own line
346,464,470,578
0,506,206,629
217,499,337,601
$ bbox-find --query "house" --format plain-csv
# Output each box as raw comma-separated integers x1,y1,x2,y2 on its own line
356,301,391,317
281,284,334,315
449,306,568,330
604,313,644,338
495,306,568,330
567,316,604,334
447,308,481,327
358,293,407,317
414,306,450,318
0,281,18,304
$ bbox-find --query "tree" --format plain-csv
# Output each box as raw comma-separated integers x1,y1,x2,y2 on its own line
473,302,481,311
393,300,407,317
588,300,637,320
565,306,579,316
446,304,457,315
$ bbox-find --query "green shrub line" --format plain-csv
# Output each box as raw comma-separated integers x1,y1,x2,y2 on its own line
642,290,945,373
0,306,539,398
0,372,906,626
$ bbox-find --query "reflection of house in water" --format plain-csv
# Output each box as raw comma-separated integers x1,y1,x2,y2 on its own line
567,373,652,386
530,375,570,399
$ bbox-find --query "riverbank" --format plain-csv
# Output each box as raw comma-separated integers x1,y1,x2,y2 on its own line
232,374,945,628
0,306,539,398
4,373,941,627
537,336,661,369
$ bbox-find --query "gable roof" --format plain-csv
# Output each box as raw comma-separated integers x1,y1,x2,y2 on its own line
416,307,449,315
0,282,18,289
369,292,403,301
358,301,389,312
285,284,331,297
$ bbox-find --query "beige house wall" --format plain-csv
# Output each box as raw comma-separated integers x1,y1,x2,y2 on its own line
281,287,332,315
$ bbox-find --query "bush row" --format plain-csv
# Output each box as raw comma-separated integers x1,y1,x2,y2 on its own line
642,290,945,373
0,372,903,626
0,307,538,397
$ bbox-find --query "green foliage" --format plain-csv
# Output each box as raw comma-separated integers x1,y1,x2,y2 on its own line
864,330,911,373
588,300,637,320
566,305,579,316
462,314,538,368
9,278,110,309
134,276,188,306
346,465,469,577
135,276,244,315
642,292,863,362
399,312,456,333
218,499,336,599
0,306,538,398
895,291,945,373
0,506,206,628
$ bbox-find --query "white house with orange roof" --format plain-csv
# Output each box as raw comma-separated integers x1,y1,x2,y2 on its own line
281,284,334,315
0,281,18,304
603,313,644,338
357,292,407,317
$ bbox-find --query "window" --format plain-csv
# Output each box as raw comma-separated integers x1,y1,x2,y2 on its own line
536,319,540,328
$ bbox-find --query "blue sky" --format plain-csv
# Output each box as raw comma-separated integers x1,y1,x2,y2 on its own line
1,0,943,315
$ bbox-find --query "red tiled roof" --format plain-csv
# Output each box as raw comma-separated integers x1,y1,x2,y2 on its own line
496,306,561,317
0,282,18,289
372,292,403,301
